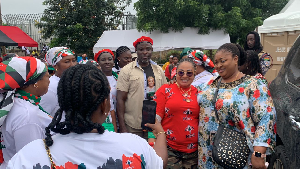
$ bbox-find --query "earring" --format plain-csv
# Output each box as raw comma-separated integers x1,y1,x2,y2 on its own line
247,67,249,70
55,69,58,71
104,112,108,116
34,83,38,88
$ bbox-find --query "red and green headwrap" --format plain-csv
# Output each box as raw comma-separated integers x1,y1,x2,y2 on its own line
133,36,153,48
188,50,219,76
94,49,115,62
0,56,47,127
45,47,75,66
0,57,47,90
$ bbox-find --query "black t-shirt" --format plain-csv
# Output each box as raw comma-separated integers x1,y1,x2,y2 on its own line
142,64,156,100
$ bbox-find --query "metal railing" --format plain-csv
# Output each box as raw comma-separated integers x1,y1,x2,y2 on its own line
1,12,137,48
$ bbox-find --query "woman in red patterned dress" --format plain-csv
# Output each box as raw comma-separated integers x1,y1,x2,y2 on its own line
150,58,200,169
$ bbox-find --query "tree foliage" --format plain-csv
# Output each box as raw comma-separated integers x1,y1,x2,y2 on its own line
37,0,131,55
135,0,288,44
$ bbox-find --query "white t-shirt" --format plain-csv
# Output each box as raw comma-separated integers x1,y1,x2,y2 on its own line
1,98,52,167
40,75,60,117
191,70,214,87
7,132,163,169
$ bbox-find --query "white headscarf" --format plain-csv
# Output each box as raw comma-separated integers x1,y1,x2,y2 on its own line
45,47,74,66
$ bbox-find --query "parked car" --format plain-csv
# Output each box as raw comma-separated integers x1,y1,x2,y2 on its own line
268,35,300,169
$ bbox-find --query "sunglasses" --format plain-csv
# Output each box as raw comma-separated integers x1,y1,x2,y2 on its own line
177,71,194,77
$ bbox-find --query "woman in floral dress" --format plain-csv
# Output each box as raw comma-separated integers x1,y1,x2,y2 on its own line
197,43,276,169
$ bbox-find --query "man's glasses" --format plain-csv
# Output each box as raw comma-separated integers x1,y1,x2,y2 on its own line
177,71,194,77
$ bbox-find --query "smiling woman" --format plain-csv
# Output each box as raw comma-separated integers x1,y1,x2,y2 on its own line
40,47,77,118
197,43,276,169
94,49,118,132
148,58,200,169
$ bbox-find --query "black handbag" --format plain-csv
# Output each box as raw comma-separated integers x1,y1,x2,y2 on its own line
212,78,250,169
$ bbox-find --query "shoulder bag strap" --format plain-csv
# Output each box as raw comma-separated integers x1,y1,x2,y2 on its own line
212,78,222,122
43,139,56,169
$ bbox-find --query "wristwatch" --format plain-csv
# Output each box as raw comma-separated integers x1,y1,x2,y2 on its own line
253,151,266,158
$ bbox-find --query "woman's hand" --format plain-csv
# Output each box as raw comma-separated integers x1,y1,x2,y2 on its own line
252,146,267,169
145,119,165,137
251,154,266,169
145,119,168,168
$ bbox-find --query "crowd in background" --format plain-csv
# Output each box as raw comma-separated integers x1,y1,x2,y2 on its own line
0,32,276,169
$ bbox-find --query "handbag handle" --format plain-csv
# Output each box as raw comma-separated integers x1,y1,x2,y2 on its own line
212,78,222,122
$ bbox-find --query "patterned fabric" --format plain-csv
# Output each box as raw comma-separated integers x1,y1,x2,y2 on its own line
188,50,219,77
94,49,115,62
133,36,153,48
153,83,199,153
258,52,273,76
167,146,198,169
15,90,50,116
254,73,268,86
79,59,99,66
112,71,118,81
191,70,214,87
0,57,47,126
197,75,276,169
180,47,193,59
45,47,74,66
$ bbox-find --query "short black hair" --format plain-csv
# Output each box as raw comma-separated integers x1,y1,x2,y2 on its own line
217,43,246,66
244,31,263,53
172,53,180,59
243,50,262,76
45,64,110,147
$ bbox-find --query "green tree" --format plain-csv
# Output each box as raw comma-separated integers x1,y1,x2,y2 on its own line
135,0,288,44
37,0,131,55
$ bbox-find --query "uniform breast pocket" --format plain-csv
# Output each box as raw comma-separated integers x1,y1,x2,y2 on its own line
129,76,141,89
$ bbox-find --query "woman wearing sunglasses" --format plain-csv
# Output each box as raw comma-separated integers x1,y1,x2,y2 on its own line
148,58,200,168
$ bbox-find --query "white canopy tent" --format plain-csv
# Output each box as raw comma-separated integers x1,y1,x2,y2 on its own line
258,0,300,33
93,27,230,53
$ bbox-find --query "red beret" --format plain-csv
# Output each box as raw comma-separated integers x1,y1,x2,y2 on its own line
133,36,153,48
94,49,115,62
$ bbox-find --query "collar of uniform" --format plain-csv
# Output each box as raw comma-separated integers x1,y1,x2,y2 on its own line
135,59,157,68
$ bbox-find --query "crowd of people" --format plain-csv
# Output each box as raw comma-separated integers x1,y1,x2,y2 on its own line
0,32,276,169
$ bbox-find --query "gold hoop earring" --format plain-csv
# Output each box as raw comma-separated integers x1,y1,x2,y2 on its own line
34,83,38,88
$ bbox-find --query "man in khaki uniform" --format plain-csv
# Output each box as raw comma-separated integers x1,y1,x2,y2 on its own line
116,36,167,139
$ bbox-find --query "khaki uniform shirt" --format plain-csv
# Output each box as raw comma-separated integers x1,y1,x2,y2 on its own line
117,60,167,129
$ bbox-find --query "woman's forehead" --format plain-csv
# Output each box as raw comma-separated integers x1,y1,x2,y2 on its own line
178,62,194,70
215,50,232,59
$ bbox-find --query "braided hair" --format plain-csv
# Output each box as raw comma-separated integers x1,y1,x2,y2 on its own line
115,46,130,69
217,43,247,66
243,50,262,76
45,64,110,147
244,31,263,54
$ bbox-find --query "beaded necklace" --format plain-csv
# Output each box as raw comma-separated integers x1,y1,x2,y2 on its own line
176,83,192,103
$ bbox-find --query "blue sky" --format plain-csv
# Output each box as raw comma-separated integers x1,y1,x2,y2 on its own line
1,0,137,15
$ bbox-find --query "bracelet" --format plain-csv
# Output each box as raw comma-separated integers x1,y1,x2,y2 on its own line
156,131,166,137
